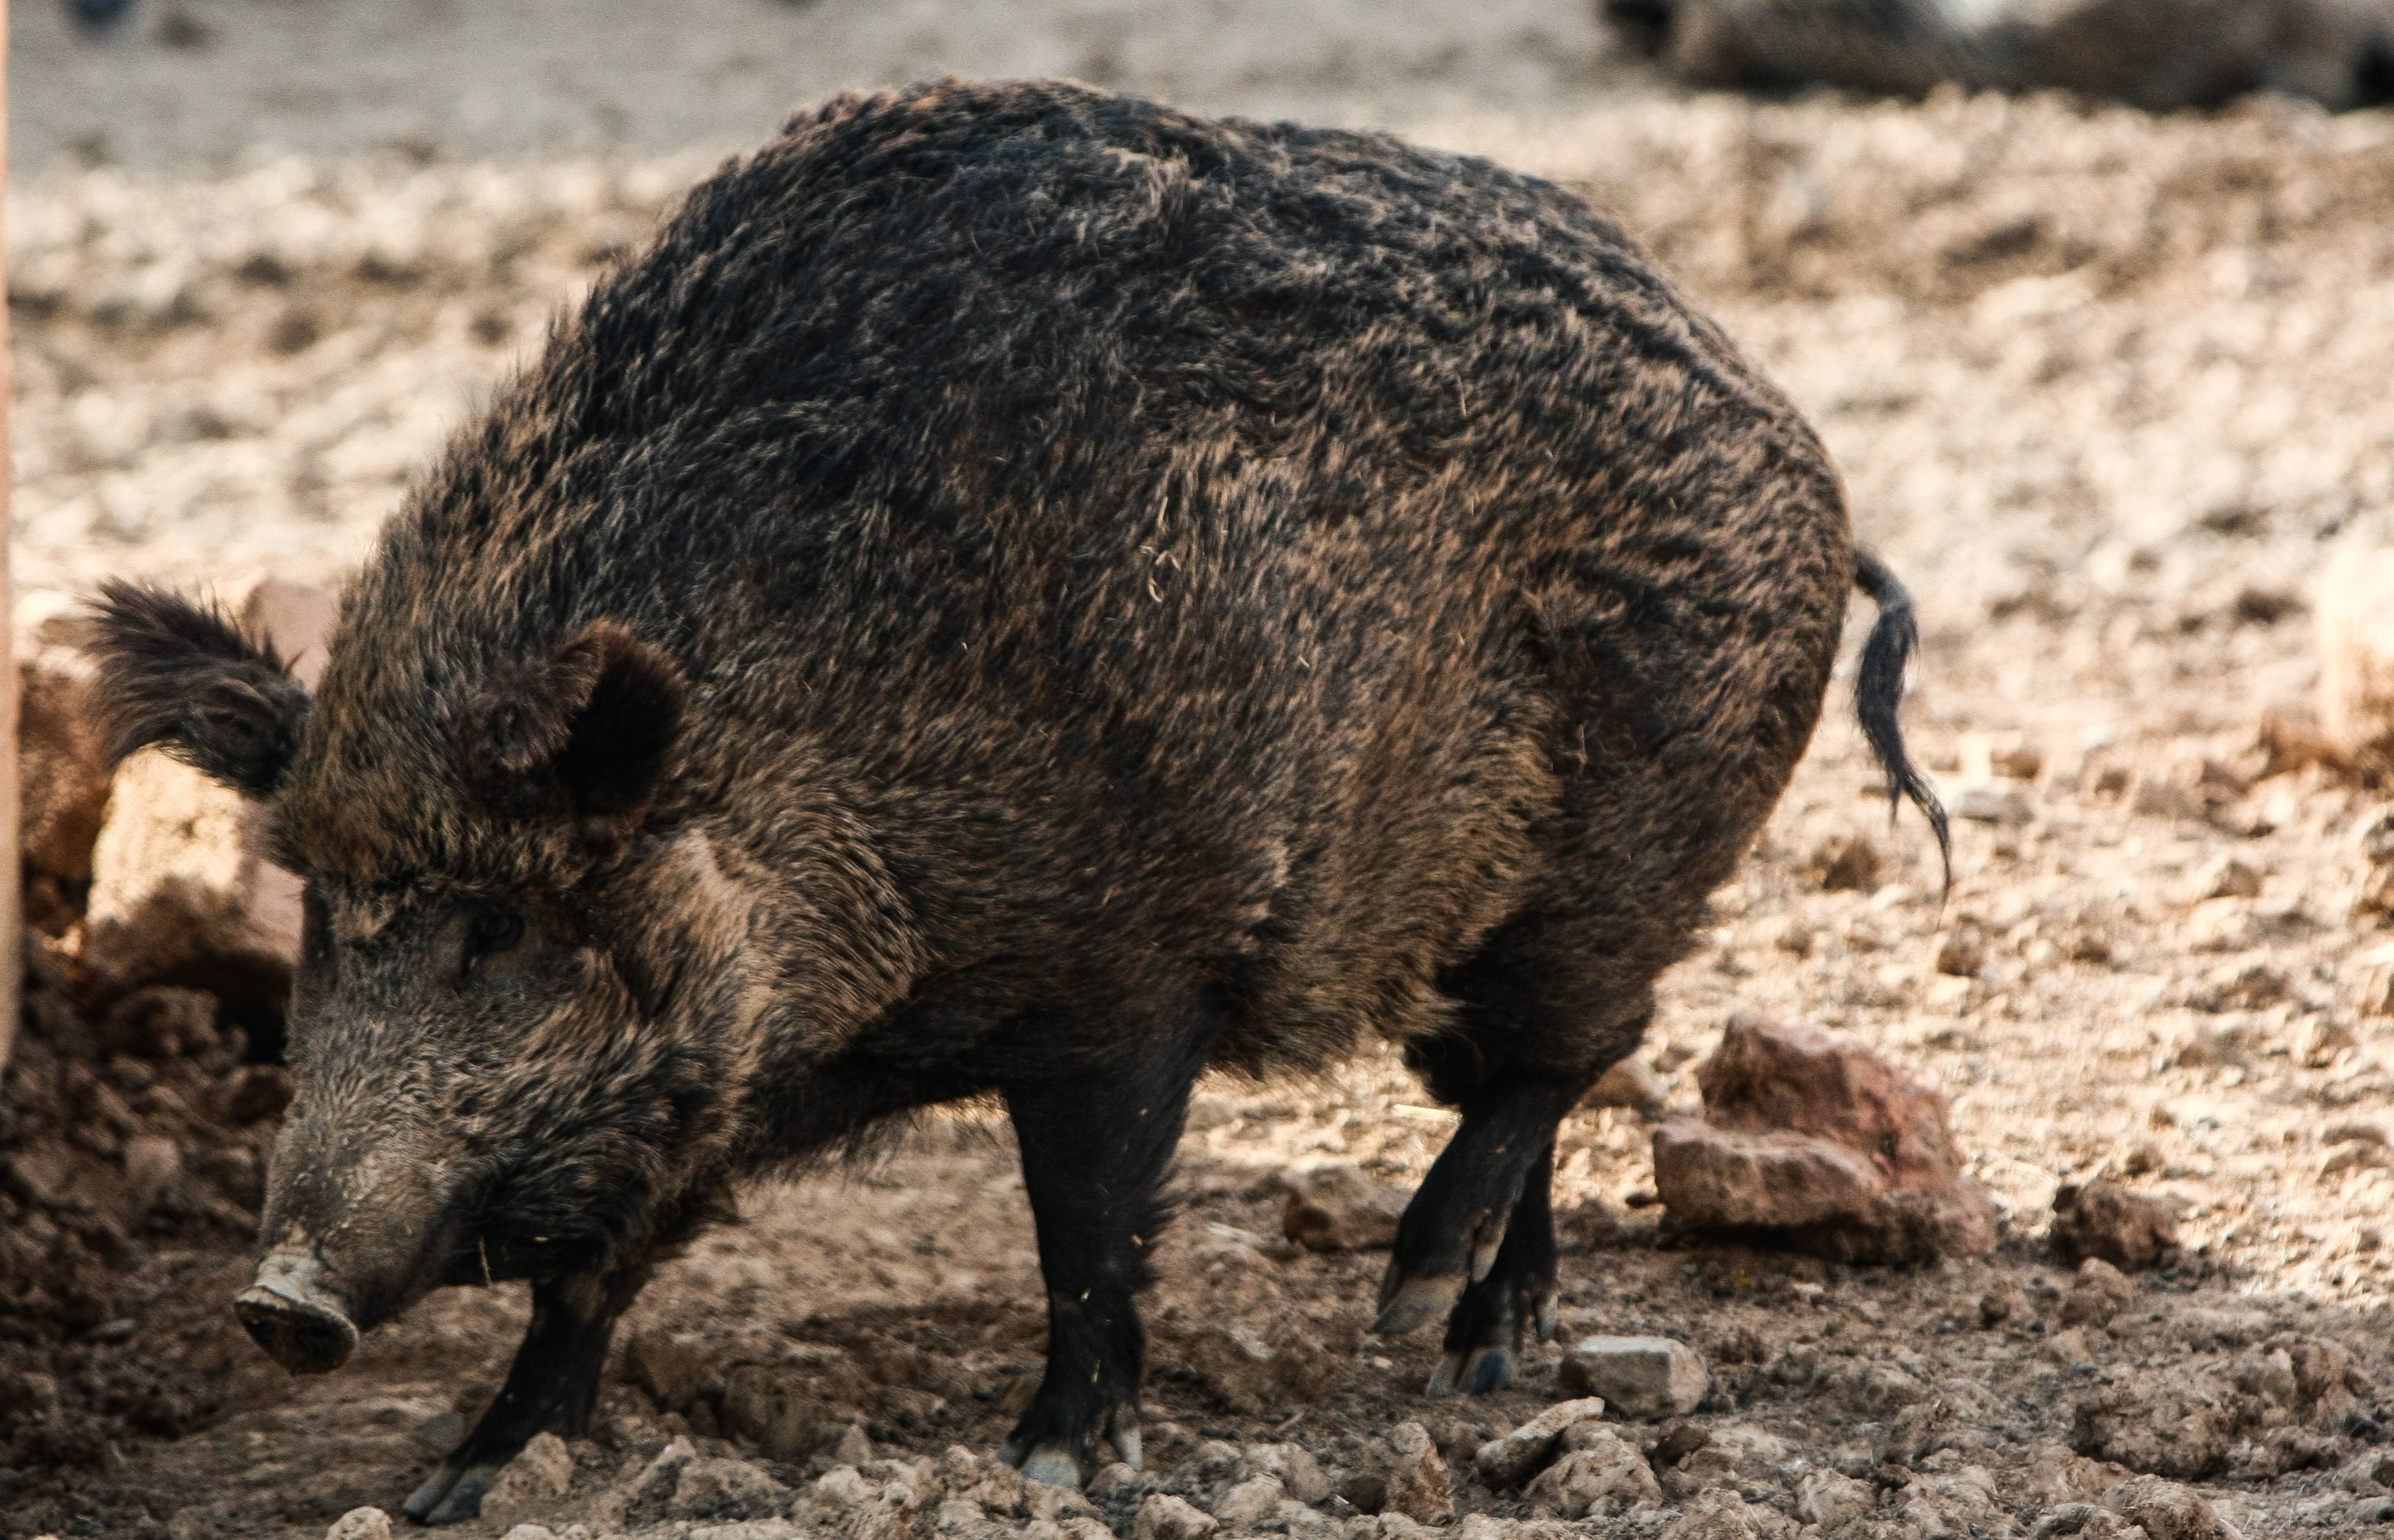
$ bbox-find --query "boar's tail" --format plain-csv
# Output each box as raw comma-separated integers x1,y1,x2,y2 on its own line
1853,548,1952,892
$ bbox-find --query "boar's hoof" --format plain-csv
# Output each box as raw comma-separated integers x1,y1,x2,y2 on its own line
1425,1345,1515,1399
1109,1415,1142,1471
1371,1265,1462,1338
233,1281,359,1374
404,1463,498,1526
1018,1446,1084,1489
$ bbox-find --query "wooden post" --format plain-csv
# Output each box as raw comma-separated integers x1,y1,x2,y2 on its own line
0,0,20,1076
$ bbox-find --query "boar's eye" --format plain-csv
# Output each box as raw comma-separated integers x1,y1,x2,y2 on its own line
300,886,334,968
461,905,524,977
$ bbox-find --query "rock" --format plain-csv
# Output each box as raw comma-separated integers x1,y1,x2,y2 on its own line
2186,959,2289,1012
1344,1517,1436,1540
1473,1398,1608,1486
671,1460,791,1522
324,1510,393,1540
825,1425,877,1468
80,747,303,1031
1086,1462,1144,1500
2060,1258,2137,1327
1898,1466,2002,1535
1933,925,1986,977
721,1361,845,1459
2072,1372,2232,1480
2051,1182,2179,1271
1807,834,1880,891
2190,855,2263,901
1519,1428,1657,1518
2297,1017,2357,1069
122,1135,185,1211
2131,775,2207,822
1136,1495,1217,1540
1796,1469,1874,1529
1559,1339,1706,1420
2104,1477,2243,1540
1381,1423,1453,1527
1237,1444,1332,1504
1212,1475,1284,1529
1953,780,2032,825
628,1327,720,1412
500,1527,558,1540
2022,1445,2114,1507
1658,1490,1792,1540
1662,1426,1794,1499
481,1433,576,1521
2317,549,2394,772
1180,1324,1334,1413
1649,1016,1997,1263
17,650,113,934
1585,1055,1667,1112
1279,1164,1408,1251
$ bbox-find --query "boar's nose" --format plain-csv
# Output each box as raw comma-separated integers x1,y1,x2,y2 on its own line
234,1252,360,1374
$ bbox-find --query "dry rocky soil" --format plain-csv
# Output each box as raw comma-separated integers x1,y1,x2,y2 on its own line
16,4,2394,1539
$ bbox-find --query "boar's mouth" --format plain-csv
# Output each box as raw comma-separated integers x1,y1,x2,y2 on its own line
235,1252,362,1374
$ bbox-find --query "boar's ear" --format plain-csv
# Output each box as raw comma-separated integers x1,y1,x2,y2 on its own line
86,580,310,799
467,621,685,819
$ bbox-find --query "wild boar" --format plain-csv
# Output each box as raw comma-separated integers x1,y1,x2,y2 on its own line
89,78,1946,1523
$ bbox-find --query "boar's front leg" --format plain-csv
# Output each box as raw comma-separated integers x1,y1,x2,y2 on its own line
405,1266,645,1524
997,1015,1215,1488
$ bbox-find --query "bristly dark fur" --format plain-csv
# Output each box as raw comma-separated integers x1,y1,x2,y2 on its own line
1853,549,1952,888
87,578,309,797
83,80,1954,1517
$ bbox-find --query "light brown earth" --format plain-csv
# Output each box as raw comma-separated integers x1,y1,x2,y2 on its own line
12,4,2394,1538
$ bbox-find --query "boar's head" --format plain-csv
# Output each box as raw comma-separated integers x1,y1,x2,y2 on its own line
88,582,747,1374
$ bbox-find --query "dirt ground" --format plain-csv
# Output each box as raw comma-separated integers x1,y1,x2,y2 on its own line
14,3,2394,1538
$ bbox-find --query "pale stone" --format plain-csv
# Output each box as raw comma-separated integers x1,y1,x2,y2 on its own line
1519,1428,1658,1517
1797,1469,1875,1529
1238,1443,1332,1504
324,1510,394,1540
1473,1398,1608,1486
1136,1495,1218,1540
1559,1337,1708,1420
1212,1475,1284,1529
1382,1423,1453,1526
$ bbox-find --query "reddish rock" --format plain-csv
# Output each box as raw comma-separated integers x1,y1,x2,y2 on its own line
1649,1016,1996,1263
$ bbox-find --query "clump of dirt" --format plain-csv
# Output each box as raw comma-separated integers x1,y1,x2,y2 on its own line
0,937,296,1533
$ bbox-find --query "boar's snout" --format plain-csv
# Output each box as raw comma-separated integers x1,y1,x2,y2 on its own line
235,1252,360,1374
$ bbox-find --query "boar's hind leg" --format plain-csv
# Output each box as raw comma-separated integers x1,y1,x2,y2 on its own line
998,1018,1214,1488
404,1267,643,1524
1377,976,1644,1395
